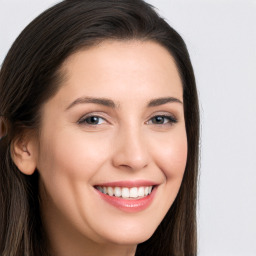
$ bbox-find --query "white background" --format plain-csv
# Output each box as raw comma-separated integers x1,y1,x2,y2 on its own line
0,1,255,255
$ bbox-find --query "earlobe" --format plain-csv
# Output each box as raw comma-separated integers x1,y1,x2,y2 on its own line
11,138,37,175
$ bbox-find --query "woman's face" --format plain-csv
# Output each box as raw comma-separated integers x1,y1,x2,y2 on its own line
36,40,187,253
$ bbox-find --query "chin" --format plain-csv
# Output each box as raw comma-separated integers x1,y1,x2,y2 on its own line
98,223,156,246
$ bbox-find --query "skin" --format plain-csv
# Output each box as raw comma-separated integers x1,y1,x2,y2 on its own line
21,40,187,256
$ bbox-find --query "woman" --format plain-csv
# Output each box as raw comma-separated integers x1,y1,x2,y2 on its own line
0,0,199,255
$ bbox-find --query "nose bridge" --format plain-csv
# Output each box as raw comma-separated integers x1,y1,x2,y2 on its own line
112,122,149,171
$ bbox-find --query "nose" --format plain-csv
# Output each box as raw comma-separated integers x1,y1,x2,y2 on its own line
111,126,150,171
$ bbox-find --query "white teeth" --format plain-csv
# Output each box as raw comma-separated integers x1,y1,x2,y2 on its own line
130,187,138,198
122,188,129,198
96,185,153,198
145,187,149,196
114,187,122,197
98,186,104,193
107,187,114,196
138,187,144,197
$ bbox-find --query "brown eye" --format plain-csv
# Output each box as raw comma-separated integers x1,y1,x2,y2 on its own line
78,116,106,125
148,115,177,125
152,116,165,124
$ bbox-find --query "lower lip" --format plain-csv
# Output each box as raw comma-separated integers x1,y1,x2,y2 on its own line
95,187,157,213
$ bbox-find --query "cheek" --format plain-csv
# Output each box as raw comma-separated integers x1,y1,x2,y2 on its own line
152,128,187,180
38,130,111,181
37,131,112,224
151,128,187,216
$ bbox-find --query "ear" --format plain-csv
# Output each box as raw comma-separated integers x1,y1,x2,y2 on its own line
11,136,37,175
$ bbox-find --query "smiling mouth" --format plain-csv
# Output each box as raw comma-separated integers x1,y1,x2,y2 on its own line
95,185,155,199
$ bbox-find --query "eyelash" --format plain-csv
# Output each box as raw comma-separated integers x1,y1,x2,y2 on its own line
78,115,107,125
146,115,177,125
78,114,177,126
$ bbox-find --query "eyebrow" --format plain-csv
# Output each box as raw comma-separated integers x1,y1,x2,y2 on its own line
65,96,182,111
65,97,117,110
147,97,183,107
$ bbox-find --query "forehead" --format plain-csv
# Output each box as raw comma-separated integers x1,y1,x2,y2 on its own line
52,40,183,107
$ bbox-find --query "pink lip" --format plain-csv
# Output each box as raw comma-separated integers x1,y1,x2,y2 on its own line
95,180,158,188
94,183,158,213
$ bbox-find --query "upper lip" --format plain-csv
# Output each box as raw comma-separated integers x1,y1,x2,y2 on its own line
94,180,159,188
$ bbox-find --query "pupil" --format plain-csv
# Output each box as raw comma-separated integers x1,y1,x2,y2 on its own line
154,116,164,124
87,116,99,124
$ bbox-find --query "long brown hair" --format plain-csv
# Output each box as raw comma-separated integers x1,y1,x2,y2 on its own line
0,0,199,255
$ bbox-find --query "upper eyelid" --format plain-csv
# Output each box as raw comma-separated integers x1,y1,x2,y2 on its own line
78,112,109,124
78,112,177,118
147,111,178,120
79,111,109,118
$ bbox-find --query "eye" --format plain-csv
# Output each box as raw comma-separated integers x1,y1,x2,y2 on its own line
78,115,107,125
147,115,177,125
